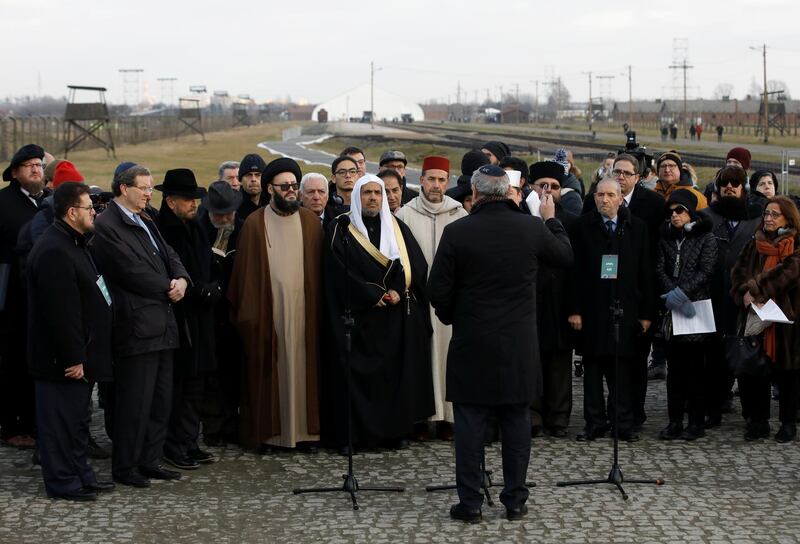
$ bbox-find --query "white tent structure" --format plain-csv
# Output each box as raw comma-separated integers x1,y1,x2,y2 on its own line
312,83,425,122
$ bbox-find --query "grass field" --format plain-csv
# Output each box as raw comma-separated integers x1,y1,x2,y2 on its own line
58,122,316,206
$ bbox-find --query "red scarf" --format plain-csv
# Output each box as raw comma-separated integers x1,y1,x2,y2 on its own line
755,235,795,361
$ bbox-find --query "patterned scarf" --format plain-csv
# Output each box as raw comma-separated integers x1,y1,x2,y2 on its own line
755,234,795,361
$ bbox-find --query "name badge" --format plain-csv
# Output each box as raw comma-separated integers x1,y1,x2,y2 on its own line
600,254,619,279
96,275,112,306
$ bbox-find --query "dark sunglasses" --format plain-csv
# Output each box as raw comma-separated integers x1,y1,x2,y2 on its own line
718,178,742,188
271,182,299,191
667,205,689,216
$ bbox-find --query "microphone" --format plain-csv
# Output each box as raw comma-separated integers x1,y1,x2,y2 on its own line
337,214,351,228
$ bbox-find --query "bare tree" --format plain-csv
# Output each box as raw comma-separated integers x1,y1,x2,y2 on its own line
546,78,571,112
712,83,734,99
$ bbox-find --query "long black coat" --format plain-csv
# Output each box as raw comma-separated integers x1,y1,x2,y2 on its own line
428,198,573,405
157,204,219,376
27,220,112,382
702,197,760,335
322,215,434,444
91,201,189,357
567,206,655,358
537,204,578,352
0,182,42,324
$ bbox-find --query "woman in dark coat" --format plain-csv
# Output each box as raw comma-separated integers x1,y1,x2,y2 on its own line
655,191,717,440
731,196,800,443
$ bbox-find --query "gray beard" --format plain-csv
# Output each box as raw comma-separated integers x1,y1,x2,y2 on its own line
362,208,380,218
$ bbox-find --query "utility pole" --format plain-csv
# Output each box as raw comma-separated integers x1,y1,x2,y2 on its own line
370,61,375,129
582,71,593,131
627,65,633,128
750,44,769,143
456,81,461,104
669,59,694,138
119,68,143,107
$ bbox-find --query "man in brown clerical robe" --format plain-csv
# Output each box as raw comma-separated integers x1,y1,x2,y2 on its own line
322,174,434,452
227,157,322,451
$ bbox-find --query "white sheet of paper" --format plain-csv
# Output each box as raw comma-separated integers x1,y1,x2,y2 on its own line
671,299,716,335
751,299,794,324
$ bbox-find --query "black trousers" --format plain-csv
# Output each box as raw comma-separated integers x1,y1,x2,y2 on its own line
583,354,635,432
34,379,97,497
665,340,707,428
165,372,204,458
453,402,530,510
531,349,573,430
0,333,35,439
112,350,173,477
704,334,735,420
740,369,800,425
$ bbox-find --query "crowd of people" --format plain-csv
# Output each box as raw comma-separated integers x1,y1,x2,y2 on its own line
0,135,797,522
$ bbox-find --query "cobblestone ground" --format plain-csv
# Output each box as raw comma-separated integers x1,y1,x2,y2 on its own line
2,376,800,544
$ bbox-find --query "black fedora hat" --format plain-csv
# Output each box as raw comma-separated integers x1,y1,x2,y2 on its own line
3,143,45,182
203,180,242,214
155,168,207,198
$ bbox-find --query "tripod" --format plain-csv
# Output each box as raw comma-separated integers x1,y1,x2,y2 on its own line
293,216,404,510
426,444,535,506
557,236,664,499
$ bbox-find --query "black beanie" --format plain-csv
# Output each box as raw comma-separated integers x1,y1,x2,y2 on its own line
480,141,510,162
666,189,699,219
749,170,779,195
461,149,490,176
238,153,267,180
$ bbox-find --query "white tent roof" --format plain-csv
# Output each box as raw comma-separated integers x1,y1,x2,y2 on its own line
312,84,425,122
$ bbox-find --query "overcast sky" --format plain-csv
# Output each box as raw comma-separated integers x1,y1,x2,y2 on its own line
2,0,799,106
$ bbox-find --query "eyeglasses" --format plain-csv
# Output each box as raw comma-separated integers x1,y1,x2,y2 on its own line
19,161,44,170
763,210,783,219
718,179,742,188
659,163,679,170
334,168,358,177
131,184,154,194
72,204,96,213
612,169,637,178
668,205,689,216
535,183,560,190
271,182,299,191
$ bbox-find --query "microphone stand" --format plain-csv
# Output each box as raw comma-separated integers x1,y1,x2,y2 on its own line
293,215,404,510
426,445,535,506
557,214,664,499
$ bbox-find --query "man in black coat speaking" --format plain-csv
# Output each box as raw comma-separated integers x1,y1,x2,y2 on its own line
28,182,114,500
428,165,573,523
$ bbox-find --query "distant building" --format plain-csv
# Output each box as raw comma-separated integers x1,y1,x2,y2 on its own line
311,84,425,123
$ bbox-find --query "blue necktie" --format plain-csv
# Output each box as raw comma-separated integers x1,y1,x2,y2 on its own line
134,214,160,252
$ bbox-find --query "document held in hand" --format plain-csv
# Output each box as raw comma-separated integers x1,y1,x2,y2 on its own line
751,299,794,325
671,299,717,336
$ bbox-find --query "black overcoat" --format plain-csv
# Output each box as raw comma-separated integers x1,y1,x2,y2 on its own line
91,201,189,357
27,220,112,382
566,206,654,358
582,183,665,253
427,198,573,405
157,204,218,376
322,214,434,444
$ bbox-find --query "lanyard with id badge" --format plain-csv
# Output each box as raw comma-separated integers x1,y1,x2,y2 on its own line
601,254,619,279
96,275,112,306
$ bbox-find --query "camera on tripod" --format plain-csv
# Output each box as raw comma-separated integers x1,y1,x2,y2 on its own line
619,131,653,176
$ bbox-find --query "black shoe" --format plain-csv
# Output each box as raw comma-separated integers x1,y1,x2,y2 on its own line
394,438,411,450
618,431,640,443
681,425,705,441
530,425,543,438
659,422,683,440
576,425,607,441
744,421,770,441
163,454,200,470
449,503,482,524
51,488,97,502
84,481,115,493
188,448,216,464
647,365,666,380
31,450,40,466
775,423,796,443
113,471,151,488
295,442,319,454
88,436,111,460
139,465,182,480
721,398,734,414
203,434,226,447
506,504,528,521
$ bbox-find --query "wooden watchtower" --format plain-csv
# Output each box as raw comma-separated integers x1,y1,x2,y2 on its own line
176,98,205,142
63,85,116,158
